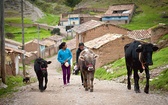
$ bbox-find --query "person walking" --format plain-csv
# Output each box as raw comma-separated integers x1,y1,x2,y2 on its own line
75,43,85,85
57,42,72,86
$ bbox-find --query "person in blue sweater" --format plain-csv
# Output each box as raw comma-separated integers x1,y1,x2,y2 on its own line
57,42,72,86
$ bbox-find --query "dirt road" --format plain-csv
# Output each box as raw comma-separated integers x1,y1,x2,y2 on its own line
1,55,168,105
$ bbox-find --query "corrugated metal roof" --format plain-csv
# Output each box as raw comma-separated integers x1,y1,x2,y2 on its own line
85,33,123,49
127,30,151,40
72,20,104,34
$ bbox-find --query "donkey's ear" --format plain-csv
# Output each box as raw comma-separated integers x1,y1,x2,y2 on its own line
94,54,98,58
79,56,84,61
47,61,52,64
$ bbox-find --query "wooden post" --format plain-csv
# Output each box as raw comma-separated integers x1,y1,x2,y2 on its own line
21,0,26,77
0,0,6,84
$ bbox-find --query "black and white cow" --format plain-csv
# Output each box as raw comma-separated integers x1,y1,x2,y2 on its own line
34,58,51,92
124,41,158,94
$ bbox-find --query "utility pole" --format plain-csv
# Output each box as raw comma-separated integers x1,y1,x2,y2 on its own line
0,0,6,84
21,0,25,77
37,24,40,58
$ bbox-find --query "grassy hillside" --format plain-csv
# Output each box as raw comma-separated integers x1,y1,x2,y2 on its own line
36,14,60,26
5,25,51,43
27,0,71,14
79,0,168,30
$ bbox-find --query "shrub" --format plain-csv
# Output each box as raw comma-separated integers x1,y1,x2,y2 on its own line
51,28,60,35
5,33,15,39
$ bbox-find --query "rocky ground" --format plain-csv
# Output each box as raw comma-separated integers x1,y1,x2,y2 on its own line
0,55,168,105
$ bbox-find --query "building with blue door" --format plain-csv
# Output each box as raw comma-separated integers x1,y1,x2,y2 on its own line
102,4,135,24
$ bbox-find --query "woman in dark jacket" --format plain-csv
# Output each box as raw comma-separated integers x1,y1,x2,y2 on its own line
75,43,85,85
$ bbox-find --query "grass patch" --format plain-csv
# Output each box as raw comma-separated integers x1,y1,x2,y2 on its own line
5,17,33,24
36,14,60,26
5,25,51,43
160,34,168,40
95,58,126,80
150,69,168,91
150,47,168,69
121,5,168,30
28,0,70,14
0,76,25,97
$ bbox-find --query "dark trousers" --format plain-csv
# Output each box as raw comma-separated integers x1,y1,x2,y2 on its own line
61,64,71,85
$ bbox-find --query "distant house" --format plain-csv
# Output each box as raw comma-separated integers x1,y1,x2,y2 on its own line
68,14,80,26
60,14,100,27
60,18,69,26
72,20,130,47
84,34,134,68
79,14,100,24
45,35,63,47
5,39,27,75
5,47,23,76
25,35,63,64
102,4,135,24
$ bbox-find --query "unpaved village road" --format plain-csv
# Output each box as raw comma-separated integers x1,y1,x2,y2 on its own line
1,55,168,105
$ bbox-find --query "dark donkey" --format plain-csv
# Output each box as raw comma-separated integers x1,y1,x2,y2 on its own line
124,41,158,94
78,49,98,92
34,57,51,92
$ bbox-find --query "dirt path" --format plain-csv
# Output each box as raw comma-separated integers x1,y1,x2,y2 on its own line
1,55,168,105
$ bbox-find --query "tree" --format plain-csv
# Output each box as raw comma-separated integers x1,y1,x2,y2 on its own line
64,0,81,8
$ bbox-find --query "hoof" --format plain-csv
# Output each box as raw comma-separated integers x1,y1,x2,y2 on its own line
144,87,149,94
40,89,44,92
127,85,131,90
85,88,88,91
44,86,47,90
135,90,141,93
90,89,93,92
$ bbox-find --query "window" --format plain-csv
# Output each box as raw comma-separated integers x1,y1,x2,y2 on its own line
113,10,127,14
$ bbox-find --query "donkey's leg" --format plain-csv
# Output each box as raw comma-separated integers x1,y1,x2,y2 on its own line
90,71,95,92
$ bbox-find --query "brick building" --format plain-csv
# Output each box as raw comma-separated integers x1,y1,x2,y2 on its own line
25,35,63,64
72,20,130,47
5,39,27,75
85,33,134,68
